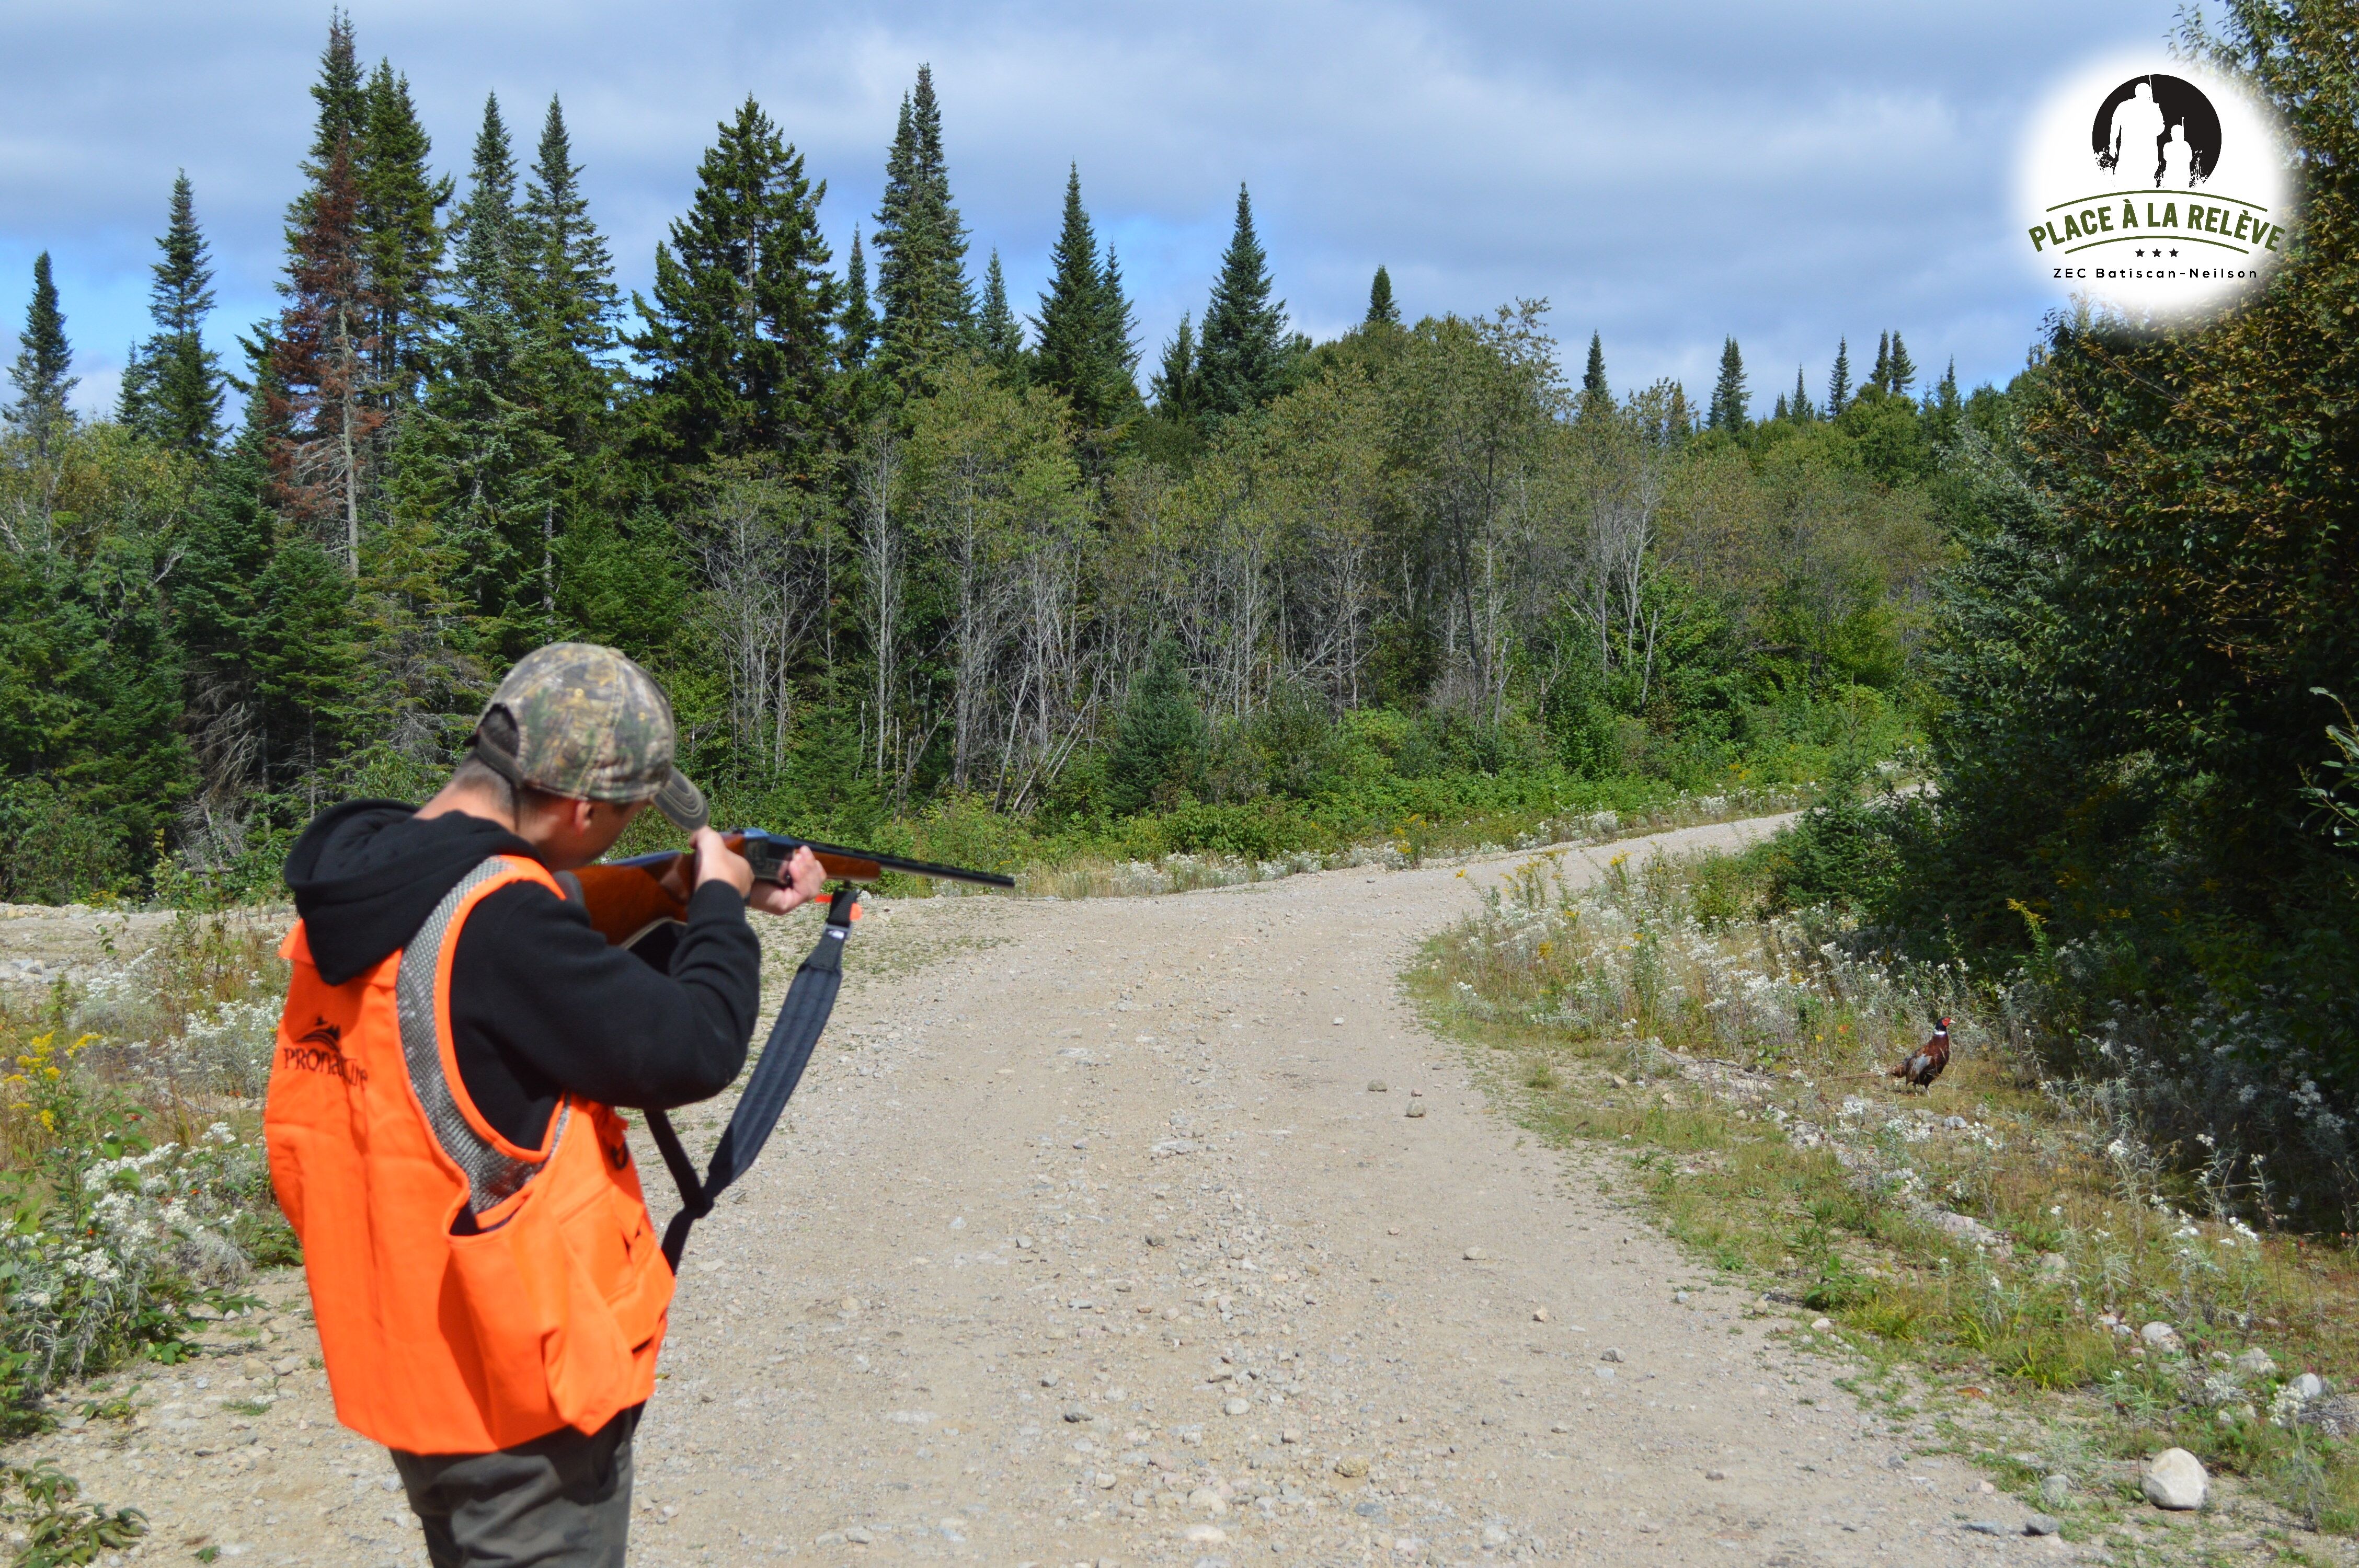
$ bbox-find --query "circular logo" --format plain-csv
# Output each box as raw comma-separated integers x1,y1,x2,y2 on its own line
2019,57,2292,317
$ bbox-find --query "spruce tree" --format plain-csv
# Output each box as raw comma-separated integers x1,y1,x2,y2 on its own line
1029,166,1138,426
633,96,840,475
1887,330,1917,399
1032,167,1103,405
293,12,364,230
406,93,555,638
1826,337,1852,413
1105,637,1208,813
1706,337,1749,431
1195,185,1288,420
1664,382,1694,439
4,253,74,459
518,94,622,457
1870,330,1892,394
1927,357,1962,441
1150,312,1198,421
979,250,1026,375
1094,246,1142,420
355,59,450,407
1582,331,1609,402
119,173,225,454
1788,366,1812,422
1365,265,1400,329
871,65,973,395
838,227,876,371
271,127,381,573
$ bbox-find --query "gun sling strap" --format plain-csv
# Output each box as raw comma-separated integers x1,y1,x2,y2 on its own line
642,885,859,1269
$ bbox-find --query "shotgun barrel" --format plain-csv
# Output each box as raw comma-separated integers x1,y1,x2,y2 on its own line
614,828,1016,890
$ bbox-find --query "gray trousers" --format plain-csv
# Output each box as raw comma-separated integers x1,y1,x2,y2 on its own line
391,1406,639,1568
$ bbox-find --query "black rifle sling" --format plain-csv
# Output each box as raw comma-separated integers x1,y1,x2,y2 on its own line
644,886,858,1269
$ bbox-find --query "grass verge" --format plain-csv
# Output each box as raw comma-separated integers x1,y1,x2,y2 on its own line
1406,842,2359,1548
0,911,292,1438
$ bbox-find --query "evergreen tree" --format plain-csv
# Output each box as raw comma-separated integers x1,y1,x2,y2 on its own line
1195,185,1289,420
1030,165,1138,426
1887,330,1917,399
1150,311,1198,421
1870,330,1892,394
1788,365,1813,422
1582,331,1609,402
118,172,225,454
1365,265,1400,329
1094,245,1141,419
292,11,364,232
871,66,973,395
5,253,76,459
979,250,1025,374
355,59,450,408
270,127,381,573
1706,336,1749,431
1927,356,1962,441
1105,637,1207,813
403,93,557,640
1826,336,1852,414
518,94,622,458
633,96,840,476
838,227,876,372
1664,382,1694,439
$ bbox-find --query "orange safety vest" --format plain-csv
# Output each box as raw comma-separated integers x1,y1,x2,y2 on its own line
264,855,676,1454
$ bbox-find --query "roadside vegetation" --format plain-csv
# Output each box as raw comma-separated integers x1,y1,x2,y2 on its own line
0,915,290,1435
1413,827,2359,1547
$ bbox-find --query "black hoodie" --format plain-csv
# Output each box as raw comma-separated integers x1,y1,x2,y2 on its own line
283,800,760,1148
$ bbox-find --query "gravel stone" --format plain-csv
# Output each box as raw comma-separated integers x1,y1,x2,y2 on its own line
2143,1447,2208,1510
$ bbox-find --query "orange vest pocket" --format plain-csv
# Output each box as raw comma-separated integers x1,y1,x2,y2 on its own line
445,1182,636,1437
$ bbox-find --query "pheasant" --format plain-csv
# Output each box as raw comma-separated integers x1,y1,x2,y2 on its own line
1890,1018,1952,1090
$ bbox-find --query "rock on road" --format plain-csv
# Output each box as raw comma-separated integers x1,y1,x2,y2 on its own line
25,816,2054,1565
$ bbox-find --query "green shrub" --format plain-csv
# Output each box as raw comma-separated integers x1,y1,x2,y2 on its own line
1105,640,1209,814
1764,771,1911,917
0,781,125,905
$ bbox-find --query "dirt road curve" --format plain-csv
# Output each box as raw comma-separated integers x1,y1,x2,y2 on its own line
22,816,2067,1566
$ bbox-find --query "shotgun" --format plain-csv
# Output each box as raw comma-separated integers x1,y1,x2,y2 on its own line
640,828,1016,891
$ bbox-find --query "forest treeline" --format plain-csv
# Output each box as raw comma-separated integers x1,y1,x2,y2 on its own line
0,15,1972,901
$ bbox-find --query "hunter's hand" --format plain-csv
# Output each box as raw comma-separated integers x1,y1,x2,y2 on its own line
748,845,824,915
690,826,754,900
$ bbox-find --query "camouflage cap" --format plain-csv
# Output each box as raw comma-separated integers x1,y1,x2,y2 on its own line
470,643,708,832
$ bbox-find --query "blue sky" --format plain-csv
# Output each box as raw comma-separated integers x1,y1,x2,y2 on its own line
0,0,2183,419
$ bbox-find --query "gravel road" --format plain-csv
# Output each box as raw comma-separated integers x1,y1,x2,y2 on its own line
13,815,2080,1566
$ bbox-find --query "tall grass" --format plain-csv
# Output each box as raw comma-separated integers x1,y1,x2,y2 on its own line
1414,846,2359,1533
0,913,292,1435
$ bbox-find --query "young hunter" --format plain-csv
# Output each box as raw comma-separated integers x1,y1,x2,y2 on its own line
265,643,823,1566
